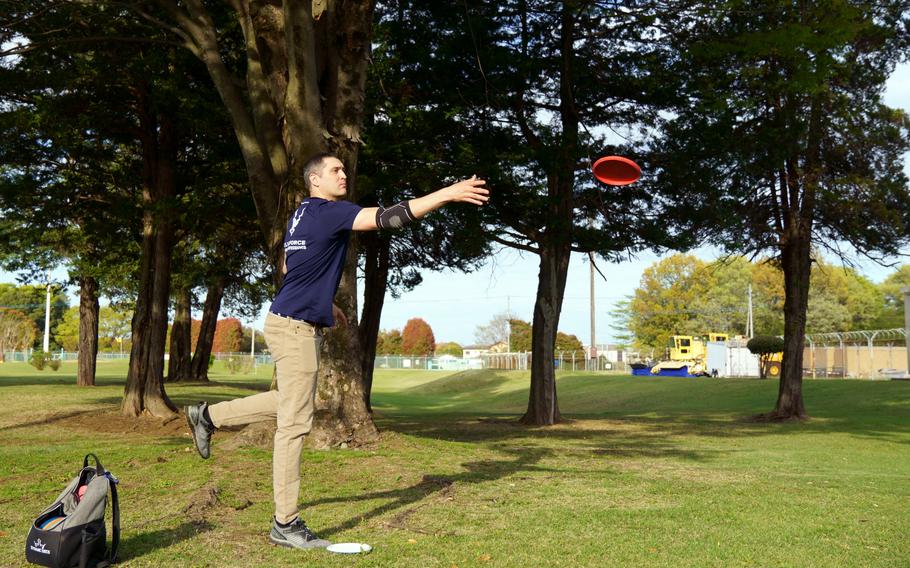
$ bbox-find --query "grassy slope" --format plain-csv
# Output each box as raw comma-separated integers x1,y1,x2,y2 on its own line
1,362,908,567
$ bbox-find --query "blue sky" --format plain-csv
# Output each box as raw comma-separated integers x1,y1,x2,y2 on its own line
4,64,910,347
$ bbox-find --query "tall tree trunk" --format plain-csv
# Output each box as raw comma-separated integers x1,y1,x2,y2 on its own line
122,89,178,418
315,242,379,446
774,234,811,420
357,232,391,412
521,2,577,426
167,286,192,381
76,276,99,387
190,278,225,382
125,210,155,411
521,246,571,425
143,207,177,416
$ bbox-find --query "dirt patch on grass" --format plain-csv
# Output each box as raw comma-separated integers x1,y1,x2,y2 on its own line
48,408,191,437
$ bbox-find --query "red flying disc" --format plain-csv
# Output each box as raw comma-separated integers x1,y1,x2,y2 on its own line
592,156,641,186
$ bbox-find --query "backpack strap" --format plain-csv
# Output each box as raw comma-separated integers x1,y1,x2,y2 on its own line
88,471,120,568
106,472,120,564
83,454,106,475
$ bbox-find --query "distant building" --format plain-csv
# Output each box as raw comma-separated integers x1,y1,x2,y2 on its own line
489,341,509,353
587,343,636,363
462,344,492,359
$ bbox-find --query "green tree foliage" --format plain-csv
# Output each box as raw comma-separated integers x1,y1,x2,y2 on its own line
238,326,268,355
650,2,910,419
370,1,678,425
0,284,68,348
555,332,584,353
747,335,785,379
376,329,403,355
56,305,134,353
435,342,463,357
0,2,261,404
503,319,581,353
401,318,436,356
747,336,785,356
627,253,888,352
98,307,132,352
54,308,80,352
876,264,910,329
509,320,532,352
0,308,38,359
356,4,492,401
629,255,711,352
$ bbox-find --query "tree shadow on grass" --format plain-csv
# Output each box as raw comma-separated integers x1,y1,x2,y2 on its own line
379,409,910,449
374,369,910,447
301,435,715,539
116,520,212,562
0,375,127,388
299,446,557,538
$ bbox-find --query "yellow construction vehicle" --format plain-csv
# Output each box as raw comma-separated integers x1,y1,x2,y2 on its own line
762,351,783,377
651,333,729,377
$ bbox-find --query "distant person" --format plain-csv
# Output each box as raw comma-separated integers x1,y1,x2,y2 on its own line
185,153,488,550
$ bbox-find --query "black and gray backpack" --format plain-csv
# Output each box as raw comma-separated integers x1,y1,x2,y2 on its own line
26,454,120,568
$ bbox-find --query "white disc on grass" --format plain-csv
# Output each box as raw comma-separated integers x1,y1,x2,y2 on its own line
326,542,372,554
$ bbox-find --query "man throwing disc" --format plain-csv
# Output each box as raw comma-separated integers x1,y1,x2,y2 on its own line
185,153,488,550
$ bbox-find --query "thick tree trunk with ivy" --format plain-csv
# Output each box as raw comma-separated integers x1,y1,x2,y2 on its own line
189,278,224,382
157,0,379,445
167,286,192,381
76,276,99,387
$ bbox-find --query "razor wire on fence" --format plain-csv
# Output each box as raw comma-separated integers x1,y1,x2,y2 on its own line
483,351,621,372
803,328,908,379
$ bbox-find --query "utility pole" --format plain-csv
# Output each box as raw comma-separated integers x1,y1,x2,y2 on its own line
589,253,596,360
43,281,51,353
506,296,511,352
903,286,910,375
746,284,754,338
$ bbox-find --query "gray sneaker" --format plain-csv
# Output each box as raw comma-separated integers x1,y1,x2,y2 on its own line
269,517,331,549
185,402,215,459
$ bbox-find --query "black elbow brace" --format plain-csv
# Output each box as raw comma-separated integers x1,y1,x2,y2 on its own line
376,200,416,230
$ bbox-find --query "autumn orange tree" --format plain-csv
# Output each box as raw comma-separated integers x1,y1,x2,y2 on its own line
212,318,243,353
401,318,435,356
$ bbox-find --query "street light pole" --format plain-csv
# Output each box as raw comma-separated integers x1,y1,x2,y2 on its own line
43,282,51,353
903,286,910,376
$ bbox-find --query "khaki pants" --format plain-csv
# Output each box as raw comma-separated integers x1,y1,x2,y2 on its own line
208,311,321,524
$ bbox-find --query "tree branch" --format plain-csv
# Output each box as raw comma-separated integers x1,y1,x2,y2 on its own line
489,233,540,254
231,0,289,183
283,0,325,165
0,36,183,58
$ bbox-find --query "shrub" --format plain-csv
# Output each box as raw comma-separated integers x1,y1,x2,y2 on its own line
746,335,785,355
747,335,785,379
48,358,61,371
29,351,47,370
224,355,254,375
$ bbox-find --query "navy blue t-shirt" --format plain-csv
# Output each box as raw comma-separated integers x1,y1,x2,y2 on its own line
269,197,362,326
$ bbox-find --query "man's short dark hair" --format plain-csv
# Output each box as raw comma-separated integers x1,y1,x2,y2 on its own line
303,152,337,192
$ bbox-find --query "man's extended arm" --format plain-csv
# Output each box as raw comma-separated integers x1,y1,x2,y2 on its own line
351,175,488,232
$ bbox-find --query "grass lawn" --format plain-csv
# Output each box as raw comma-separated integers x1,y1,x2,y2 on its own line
1,361,908,567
